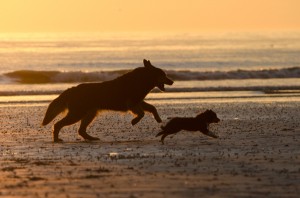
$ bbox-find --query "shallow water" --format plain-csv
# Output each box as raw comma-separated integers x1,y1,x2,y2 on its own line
1,90,300,107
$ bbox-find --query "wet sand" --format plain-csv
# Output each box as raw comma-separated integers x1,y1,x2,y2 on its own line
0,98,299,197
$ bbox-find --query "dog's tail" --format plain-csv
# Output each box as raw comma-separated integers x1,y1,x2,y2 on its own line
155,126,166,137
155,131,164,137
156,126,165,137
42,89,70,126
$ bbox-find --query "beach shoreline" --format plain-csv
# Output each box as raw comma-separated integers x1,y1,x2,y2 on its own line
0,96,299,197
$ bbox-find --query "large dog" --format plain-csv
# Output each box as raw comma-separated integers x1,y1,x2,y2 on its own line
42,59,173,142
156,110,220,144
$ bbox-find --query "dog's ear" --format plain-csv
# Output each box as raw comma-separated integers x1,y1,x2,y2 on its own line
143,59,152,68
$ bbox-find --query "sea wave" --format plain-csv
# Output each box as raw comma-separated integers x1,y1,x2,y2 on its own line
0,86,300,97
3,67,300,84
0,86,299,97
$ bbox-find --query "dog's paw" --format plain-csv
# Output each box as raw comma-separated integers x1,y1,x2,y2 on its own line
85,136,100,141
53,138,64,143
131,119,138,126
153,115,162,123
206,131,219,138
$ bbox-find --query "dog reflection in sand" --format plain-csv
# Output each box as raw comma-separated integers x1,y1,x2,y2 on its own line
156,110,220,144
42,59,173,142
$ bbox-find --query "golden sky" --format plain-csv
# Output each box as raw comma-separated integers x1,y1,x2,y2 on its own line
0,0,299,32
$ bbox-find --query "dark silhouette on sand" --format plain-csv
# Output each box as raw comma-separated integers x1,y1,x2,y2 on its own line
42,59,174,142
156,110,220,144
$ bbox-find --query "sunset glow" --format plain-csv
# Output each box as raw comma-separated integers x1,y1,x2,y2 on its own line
0,0,299,32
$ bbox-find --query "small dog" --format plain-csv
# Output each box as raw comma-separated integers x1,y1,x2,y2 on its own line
156,110,220,144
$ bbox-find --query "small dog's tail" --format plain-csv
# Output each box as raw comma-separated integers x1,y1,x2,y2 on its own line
42,89,70,126
156,127,165,137
155,131,164,137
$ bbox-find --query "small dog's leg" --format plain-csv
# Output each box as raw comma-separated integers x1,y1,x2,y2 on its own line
206,131,219,138
130,105,145,125
202,129,219,138
140,101,162,123
161,134,168,144
158,129,180,144
78,110,99,141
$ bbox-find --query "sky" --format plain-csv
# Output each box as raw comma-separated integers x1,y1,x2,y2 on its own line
0,0,299,32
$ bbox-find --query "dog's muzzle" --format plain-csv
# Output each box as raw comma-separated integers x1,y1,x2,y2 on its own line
157,77,174,91
165,77,174,85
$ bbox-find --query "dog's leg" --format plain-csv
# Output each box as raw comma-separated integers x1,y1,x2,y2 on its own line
203,131,218,138
201,128,218,138
159,129,180,144
78,110,99,141
130,105,145,125
161,133,168,144
53,112,82,142
156,130,168,144
140,101,162,123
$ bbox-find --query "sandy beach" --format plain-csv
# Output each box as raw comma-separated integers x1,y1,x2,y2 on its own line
1,0,300,196
0,94,299,197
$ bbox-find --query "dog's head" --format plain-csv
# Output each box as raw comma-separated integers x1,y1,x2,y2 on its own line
197,109,220,124
143,59,173,91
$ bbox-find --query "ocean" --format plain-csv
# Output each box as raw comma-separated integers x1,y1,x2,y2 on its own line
0,32,299,104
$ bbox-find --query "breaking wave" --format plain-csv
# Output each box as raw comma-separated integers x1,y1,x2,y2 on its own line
3,67,300,84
